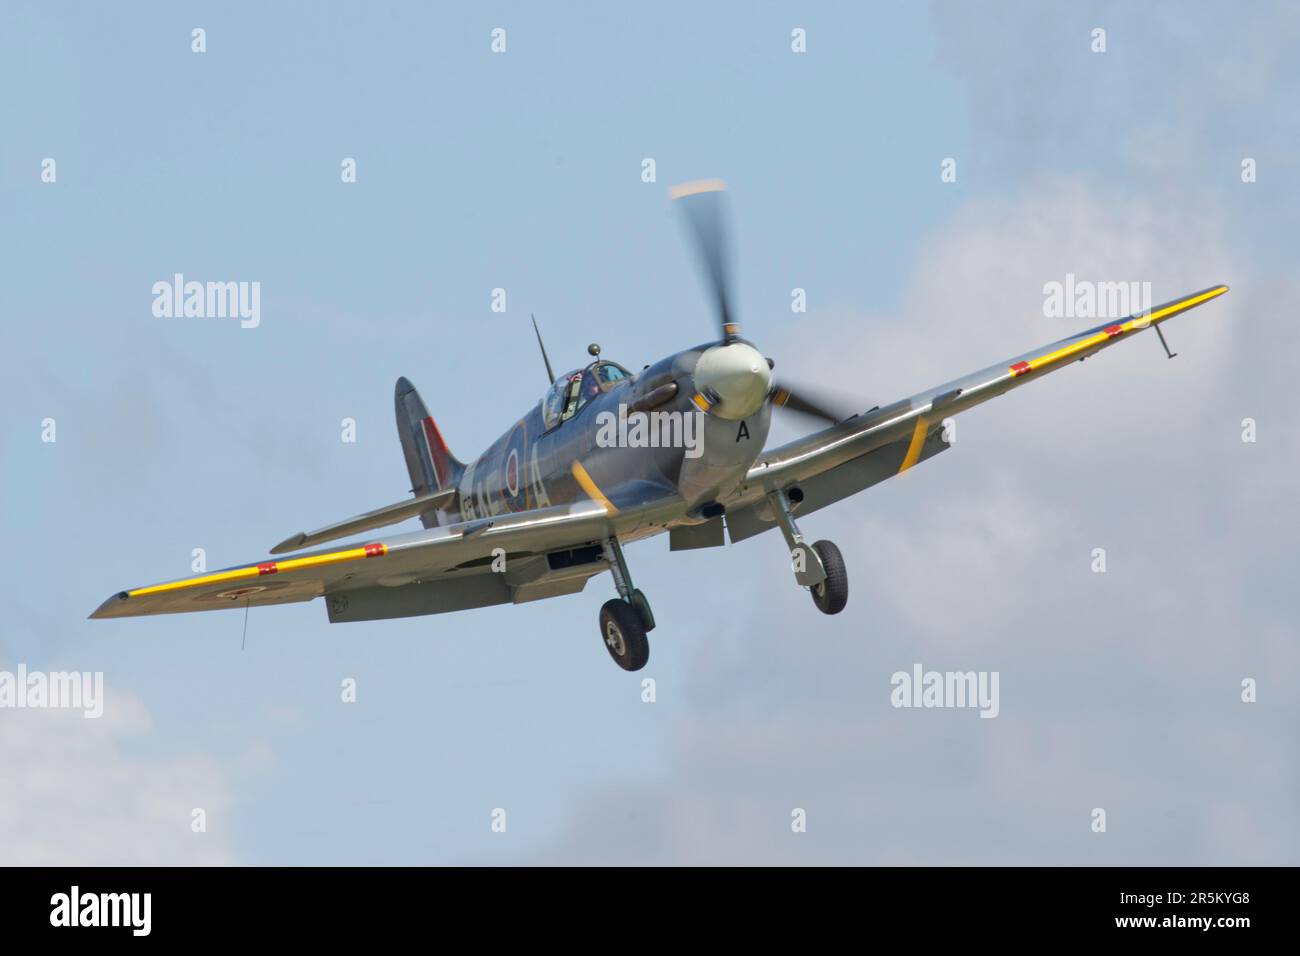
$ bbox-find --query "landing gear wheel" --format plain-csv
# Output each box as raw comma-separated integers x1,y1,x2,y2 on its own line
810,540,848,615
599,598,650,671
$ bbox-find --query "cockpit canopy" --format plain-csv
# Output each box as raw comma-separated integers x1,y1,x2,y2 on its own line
541,360,631,430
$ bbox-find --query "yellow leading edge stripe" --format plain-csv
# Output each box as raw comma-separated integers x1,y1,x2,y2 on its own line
570,460,619,515
1018,286,1228,376
127,544,386,597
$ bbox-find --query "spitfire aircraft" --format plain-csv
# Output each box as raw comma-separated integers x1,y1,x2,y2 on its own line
92,181,1229,671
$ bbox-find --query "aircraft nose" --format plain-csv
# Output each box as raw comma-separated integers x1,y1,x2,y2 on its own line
692,341,772,420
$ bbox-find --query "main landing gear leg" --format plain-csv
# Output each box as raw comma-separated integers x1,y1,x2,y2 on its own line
598,536,654,671
766,488,849,615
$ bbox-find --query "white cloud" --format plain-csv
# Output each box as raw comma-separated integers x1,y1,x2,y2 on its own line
0,674,236,865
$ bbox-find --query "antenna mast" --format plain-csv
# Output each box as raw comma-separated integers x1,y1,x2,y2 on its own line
531,314,557,385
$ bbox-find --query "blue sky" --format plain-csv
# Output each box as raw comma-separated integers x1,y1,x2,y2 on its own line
2,1,1296,864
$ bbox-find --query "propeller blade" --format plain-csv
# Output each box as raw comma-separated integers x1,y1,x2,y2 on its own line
669,179,739,343
770,382,861,426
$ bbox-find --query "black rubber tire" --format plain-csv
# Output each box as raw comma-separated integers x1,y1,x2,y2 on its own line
810,540,848,615
599,598,650,671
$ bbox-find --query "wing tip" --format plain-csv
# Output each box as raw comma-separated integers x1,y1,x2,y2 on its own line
88,591,131,620
1181,282,1230,312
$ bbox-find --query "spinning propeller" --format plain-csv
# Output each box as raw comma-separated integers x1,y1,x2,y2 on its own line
669,179,859,426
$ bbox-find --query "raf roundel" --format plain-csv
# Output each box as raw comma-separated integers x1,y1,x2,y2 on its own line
505,448,520,497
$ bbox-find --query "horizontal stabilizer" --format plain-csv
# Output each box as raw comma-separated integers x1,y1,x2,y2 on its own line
271,487,456,555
